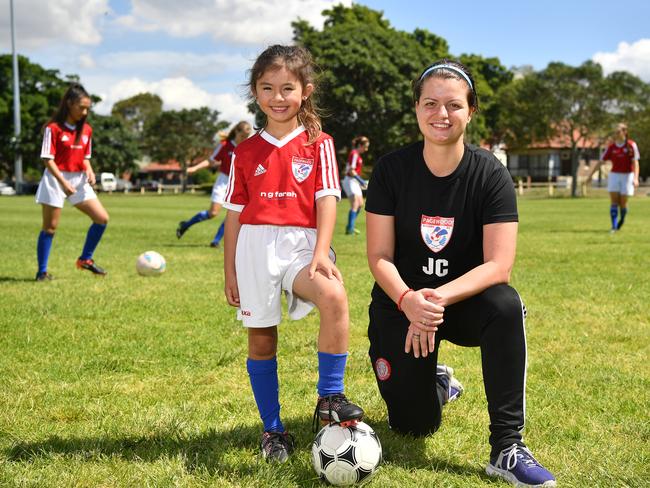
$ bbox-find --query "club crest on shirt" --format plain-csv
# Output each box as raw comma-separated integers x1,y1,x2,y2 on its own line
291,156,314,183
82,135,89,144
421,215,454,253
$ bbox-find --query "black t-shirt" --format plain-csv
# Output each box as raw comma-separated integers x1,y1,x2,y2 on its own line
365,141,518,308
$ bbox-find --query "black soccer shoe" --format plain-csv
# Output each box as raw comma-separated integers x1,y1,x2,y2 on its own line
312,393,364,431
260,431,294,463
176,221,188,239
76,258,107,276
35,271,54,281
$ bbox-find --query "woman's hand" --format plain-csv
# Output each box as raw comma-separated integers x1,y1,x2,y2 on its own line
309,251,343,283
224,270,240,307
60,179,76,196
405,322,436,358
400,288,445,329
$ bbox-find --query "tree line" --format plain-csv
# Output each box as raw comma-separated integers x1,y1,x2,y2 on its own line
1,4,649,188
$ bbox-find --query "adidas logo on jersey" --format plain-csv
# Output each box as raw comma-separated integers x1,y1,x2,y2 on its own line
254,164,266,176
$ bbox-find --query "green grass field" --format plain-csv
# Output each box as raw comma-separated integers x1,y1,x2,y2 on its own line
1,193,648,487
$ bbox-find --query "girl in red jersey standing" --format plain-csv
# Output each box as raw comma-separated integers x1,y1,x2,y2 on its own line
223,45,364,462
176,121,252,247
342,136,370,235
35,83,109,281
591,123,640,232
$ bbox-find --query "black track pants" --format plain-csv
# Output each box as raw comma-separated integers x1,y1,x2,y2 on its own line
368,284,527,456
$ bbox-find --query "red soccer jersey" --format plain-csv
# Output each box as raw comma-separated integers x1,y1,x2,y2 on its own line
601,140,639,173
209,139,236,176
223,126,341,228
40,122,92,172
346,149,363,176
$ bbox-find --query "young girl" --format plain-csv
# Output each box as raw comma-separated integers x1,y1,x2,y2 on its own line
176,121,252,247
589,122,640,232
342,136,369,235
222,45,364,462
35,83,109,281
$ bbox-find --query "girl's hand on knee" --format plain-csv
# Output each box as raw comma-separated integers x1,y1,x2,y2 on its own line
309,253,343,283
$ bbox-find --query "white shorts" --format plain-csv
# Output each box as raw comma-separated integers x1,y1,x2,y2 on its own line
607,172,635,196
235,224,335,328
342,176,363,198
211,172,229,204
35,168,97,208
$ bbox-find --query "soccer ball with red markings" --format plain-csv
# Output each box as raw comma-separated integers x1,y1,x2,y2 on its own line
312,421,382,486
136,251,166,277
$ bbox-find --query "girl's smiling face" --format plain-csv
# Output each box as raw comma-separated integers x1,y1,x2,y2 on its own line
254,65,313,130
415,76,474,146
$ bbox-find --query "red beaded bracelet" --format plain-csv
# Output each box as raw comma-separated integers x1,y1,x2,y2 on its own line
397,288,413,311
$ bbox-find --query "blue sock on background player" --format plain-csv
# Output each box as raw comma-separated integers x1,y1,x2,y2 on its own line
317,351,347,396
610,204,618,230
618,207,627,229
212,220,225,246
247,357,284,433
37,230,54,273
80,223,106,260
186,210,210,230
346,210,357,233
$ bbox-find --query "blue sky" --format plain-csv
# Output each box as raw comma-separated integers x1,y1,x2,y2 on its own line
2,0,649,127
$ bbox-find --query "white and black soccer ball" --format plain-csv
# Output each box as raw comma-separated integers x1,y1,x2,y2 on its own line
312,421,382,486
136,251,166,277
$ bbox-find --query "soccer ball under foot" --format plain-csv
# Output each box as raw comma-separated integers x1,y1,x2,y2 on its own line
312,421,382,486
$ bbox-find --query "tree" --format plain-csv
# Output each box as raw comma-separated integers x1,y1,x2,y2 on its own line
0,55,71,179
292,4,450,162
497,61,610,196
89,113,140,176
111,93,163,146
142,107,227,191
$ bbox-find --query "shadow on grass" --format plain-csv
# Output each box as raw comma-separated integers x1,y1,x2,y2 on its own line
5,417,488,483
0,275,39,283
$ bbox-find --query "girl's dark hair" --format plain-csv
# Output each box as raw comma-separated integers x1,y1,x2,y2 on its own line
412,59,479,111
352,136,369,148
227,120,251,141
248,44,321,144
47,82,91,144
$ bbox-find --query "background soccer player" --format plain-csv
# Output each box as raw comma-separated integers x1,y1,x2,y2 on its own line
177,121,252,247
34,83,109,280
342,136,369,235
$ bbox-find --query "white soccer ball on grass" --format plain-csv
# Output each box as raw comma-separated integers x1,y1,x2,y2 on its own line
136,251,166,277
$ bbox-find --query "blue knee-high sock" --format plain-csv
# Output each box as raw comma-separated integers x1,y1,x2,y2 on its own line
317,351,347,397
186,210,210,229
37,231,54,274
247,357,284,433
610,204,619,230
618,207,628,229
346,210,357,233
80,223,106,260
212,220,225,245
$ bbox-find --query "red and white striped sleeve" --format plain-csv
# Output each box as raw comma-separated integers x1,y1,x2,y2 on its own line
40,125,56,159
223,152,247,212
315,136,341,201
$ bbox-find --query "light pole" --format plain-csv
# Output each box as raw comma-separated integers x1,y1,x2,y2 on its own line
10,0,23,194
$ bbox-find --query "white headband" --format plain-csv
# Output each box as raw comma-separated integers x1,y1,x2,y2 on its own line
419,64,474,91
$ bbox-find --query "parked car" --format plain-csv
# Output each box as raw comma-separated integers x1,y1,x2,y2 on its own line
0,182,16,196
99,172,117,192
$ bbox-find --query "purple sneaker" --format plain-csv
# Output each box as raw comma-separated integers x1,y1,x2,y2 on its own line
436,364,464,405
486,444,556,487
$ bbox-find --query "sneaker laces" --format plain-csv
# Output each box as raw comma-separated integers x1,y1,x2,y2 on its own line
262,431,294,458
503,444,542,471
312,393,348,432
